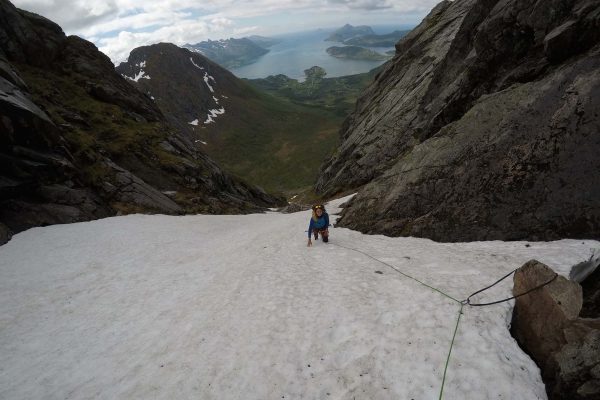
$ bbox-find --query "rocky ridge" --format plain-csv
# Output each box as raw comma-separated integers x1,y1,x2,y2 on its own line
0,0,283,245
316,0,600,241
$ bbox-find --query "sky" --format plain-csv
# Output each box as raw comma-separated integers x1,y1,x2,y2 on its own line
12,0,441,64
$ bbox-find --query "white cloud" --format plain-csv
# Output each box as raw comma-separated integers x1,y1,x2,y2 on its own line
97,18,231,63
14,0,119,31
327,0,393,10
12,0,439,63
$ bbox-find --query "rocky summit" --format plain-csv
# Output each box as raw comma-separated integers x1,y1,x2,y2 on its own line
0,0,283,244
316,0,600,242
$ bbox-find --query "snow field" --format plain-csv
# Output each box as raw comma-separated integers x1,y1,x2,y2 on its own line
0,195,597,399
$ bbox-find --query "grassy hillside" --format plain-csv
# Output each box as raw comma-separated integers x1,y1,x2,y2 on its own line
199,83,343,195
117,44,383,196
204,66,385,195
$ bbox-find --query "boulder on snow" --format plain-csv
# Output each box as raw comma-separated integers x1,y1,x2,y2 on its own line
511,259,600,400
279,203,311,213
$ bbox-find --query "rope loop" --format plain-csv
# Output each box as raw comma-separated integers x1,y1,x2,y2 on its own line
464,271,558,307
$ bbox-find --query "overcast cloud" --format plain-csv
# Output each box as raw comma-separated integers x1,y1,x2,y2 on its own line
12,0,439,64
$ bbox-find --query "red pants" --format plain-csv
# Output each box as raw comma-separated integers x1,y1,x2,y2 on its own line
313,229,329,242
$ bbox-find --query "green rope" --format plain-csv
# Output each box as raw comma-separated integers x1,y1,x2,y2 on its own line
439,303,463,400
331,242,462,304
329,242,464,399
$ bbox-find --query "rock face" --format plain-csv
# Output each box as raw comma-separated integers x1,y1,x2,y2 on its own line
278,203,311,214
316,0,600,241
0,0,283,244
511,260,600,399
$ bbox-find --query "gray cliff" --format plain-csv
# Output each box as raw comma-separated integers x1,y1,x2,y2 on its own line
316,0,600,241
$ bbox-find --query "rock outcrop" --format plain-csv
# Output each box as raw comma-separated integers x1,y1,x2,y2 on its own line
0,0,283,244
316,0,600,241
278,203,311,214
511,260,600,399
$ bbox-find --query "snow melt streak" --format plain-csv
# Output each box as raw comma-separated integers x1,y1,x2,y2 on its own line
204,108,225,124
190,57,204,70
0,195,596,399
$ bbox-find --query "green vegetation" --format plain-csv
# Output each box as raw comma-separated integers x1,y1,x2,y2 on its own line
247,66,380,117
199,82,343,195
16,64,178,189
197,67,381,194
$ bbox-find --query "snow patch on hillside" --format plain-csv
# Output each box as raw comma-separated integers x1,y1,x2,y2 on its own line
0,195,597,399
204,107,225,124
190,57,204,70
188,119,199,126
203,72,215,92
123,60,151,82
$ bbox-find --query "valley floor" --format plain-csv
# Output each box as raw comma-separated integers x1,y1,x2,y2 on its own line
0,196,597,399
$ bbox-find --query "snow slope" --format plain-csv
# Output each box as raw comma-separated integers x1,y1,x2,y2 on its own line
0,195,597,399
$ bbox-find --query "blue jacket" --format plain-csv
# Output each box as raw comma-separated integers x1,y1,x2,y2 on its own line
308,212,329,238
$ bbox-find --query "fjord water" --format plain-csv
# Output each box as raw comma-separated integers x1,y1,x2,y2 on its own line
230,26,405,81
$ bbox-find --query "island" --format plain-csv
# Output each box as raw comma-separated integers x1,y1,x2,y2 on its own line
343,30,410,47
326,46,389,61
325,24,375,42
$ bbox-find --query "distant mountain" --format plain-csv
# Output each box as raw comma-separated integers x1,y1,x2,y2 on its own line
246,35,281,48
326,46,389,61
117,44,343,193
0,1,283,244
184,37,269,68
325,24,375,42
343,30,410,47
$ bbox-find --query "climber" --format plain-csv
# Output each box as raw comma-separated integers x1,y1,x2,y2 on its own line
307,204,330,247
